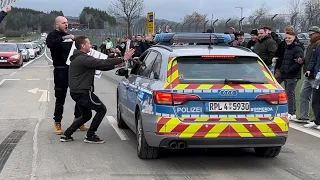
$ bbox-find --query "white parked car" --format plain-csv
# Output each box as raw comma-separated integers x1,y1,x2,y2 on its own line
24,43,35,59
17,43,30,62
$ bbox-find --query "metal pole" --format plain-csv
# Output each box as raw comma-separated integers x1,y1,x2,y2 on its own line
235,7,243,30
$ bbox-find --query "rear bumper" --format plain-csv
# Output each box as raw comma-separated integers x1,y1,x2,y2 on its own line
145,132,287,148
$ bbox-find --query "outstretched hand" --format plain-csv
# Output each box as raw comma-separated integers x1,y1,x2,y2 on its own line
4,6,11,13
123,48,135,61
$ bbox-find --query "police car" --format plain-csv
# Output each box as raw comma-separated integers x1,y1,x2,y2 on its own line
115,33,289,159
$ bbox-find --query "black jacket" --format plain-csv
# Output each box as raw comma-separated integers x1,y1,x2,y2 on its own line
0,11,7,24
275,38,304,70
69,50,123,93
254,35,278,66
246,40,256,51
46,30,73,67
304,36,320,77
308,45,320,78
280,39,304,79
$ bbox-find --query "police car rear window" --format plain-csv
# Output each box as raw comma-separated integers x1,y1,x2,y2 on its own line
176,56,270,84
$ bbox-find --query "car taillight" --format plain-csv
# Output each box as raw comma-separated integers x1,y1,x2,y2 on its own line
256,92,288,105
153,91,199,106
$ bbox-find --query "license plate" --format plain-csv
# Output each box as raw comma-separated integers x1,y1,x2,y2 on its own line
207,102,251,112
0,60,7,62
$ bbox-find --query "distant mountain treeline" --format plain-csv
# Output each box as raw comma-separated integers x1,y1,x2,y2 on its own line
1,7,117,37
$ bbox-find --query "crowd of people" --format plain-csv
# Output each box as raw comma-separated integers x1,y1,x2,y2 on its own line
231,25,320,130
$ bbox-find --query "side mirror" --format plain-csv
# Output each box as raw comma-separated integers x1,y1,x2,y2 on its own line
115,68,129,78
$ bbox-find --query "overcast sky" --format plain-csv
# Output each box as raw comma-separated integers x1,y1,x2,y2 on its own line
13,0,288,21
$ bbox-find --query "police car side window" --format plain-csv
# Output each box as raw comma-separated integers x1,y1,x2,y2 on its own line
137,51,157,77
149,53,162,80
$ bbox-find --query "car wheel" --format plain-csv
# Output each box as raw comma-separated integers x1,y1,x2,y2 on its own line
117,98,128,129
136,112,159,159
254,146,282,157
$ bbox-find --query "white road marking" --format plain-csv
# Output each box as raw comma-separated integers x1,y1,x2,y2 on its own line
0,79,5,86
45,48,53,62
30,118,42,180
106,116,129,140
46,78,54,81
9,72,16,76
26,79,40,81
290,123,320,139
0,79,20,86
38,90,49,102
22,49,46,68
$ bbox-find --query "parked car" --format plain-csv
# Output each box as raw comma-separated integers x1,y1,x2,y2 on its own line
23,43,35,59
0,43,23,67
297,33,310,50
17,43,30,62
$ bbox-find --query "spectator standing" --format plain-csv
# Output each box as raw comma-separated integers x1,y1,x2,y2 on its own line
279,31,304,121
246,29,258,51
254,28,278,68
46,16,89,135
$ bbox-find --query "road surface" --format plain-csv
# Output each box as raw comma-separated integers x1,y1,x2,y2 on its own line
0,48,319,180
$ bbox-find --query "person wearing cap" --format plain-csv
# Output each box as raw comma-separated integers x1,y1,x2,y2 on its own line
246,29,258,51
231,31,247,47
303,26,320,130
296,26,320,124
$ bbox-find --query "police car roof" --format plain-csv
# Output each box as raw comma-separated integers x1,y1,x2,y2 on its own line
152,45,259,58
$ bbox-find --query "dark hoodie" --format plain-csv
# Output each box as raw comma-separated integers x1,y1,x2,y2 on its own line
69,50,123,93
280,38,304,79
254,35,278,66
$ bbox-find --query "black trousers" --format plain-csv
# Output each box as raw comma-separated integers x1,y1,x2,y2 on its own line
64,92,107,137
312,88,320,125
53,67,81,122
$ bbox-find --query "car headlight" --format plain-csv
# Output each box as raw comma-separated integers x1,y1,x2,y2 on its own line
10,54,20,59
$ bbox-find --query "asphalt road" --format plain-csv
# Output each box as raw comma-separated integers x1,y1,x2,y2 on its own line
0,48,320,180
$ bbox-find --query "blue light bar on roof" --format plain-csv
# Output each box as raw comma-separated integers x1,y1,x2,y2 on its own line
154,32,231,44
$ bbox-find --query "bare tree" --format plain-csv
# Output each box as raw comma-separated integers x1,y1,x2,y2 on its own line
303,0,320,27
183,12,207,24
108,0,144,37
285,0,301,29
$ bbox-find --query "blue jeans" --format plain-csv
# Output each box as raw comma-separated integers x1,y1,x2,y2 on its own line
299,78,315,120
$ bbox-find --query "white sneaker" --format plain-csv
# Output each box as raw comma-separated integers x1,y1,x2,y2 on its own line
288,114,296,121
304,122,318,128
317,126,320,130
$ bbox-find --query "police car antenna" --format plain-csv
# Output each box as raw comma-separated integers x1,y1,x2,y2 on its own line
208,14,213,49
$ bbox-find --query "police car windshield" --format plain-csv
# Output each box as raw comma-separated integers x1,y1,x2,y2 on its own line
176,56,270,84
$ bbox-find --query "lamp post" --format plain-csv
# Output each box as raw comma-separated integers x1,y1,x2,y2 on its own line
235,7,243,30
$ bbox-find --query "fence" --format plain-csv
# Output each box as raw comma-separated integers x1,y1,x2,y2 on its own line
71,13,315,47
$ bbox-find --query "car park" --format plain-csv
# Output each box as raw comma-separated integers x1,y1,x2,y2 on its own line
115,33,289,159
0,43,23,67
17,43,30,62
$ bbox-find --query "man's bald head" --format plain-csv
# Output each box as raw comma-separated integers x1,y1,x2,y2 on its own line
55,16,68,33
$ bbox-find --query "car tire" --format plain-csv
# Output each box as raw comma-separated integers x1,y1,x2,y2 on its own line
254,146,282,157
117,98,128,129
136,112,159,159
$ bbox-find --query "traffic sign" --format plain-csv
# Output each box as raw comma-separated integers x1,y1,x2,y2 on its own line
147,12,155,35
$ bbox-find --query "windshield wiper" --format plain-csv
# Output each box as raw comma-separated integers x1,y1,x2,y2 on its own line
224,79,265,84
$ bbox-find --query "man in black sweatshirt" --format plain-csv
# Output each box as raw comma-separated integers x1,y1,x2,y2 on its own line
46,16,88,135
60,36,134,143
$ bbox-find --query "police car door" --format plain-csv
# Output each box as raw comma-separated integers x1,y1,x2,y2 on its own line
127,50,158,126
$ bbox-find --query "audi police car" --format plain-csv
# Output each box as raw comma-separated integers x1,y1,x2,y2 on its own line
115,33,289,159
